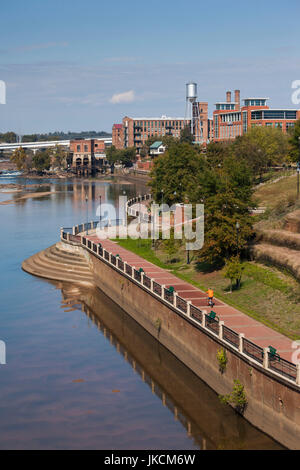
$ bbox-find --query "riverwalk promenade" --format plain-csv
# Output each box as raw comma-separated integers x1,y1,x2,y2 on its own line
86,234,296,364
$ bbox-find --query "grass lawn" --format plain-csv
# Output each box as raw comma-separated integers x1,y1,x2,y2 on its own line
114,238,300,340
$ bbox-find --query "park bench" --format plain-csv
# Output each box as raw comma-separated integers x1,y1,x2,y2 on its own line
208,311,219,322
269,345,280,362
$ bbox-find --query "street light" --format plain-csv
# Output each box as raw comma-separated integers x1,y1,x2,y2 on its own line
99,194,102,227
236,221,240,258
85,192,89,235
297,137,300,199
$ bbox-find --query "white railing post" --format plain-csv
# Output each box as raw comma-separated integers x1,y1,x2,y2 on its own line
238,333,245,353
219,321,224,340
202,310,207,328
161,285,165,300
72,226,76,235
67,232,70,242
174,292,178,309
187,301,191,317
263,347,269,369
297,364,300,386
132,266,136,279
80,236,83,245
150,278,154,292
108,252,112,263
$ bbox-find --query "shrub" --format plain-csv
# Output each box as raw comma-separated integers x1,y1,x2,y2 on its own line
217,348,227,373
219,379,247,414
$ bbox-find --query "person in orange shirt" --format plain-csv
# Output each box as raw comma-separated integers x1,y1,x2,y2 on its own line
207,288,214,305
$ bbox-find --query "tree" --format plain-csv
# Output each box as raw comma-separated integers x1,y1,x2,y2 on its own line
205,141,231,168
149,142,206,205
289,119,300,162
233,126,289,179
51,145,67,169
10,147,27,170
223,257,244,291
120,147,136,167
0,132,17,143
106,145,136,167
196,157,254,267
180,125,193,144
32,150,51,173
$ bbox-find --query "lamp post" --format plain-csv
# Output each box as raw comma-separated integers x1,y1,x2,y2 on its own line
99,194,102,227
297,137,300,199
85,193,89,235
236,221,240,258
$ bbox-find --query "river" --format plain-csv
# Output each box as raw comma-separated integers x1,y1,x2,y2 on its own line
0,175,283,449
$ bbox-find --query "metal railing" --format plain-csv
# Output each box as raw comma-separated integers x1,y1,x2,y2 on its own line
60,215,300,388
268,354,297,382
222,325,240,349
243,337,264,364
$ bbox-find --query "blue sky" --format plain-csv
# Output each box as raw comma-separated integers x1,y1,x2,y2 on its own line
0,0,300,134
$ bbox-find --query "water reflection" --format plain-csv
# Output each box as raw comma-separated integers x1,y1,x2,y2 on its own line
56,281,283,450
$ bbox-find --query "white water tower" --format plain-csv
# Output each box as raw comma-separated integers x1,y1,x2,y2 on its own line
184,82,202,144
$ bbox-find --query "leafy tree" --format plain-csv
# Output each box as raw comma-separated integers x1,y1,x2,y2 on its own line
289,119,300,162
10,147,27,170
196,157,254,266
106,145,136,167
205,141,231,168
232,126,289,179
223,257,245,291
51,145,67,169
149,142,206,205
0,132,17,143
106,145,119,164
180,125,193,144
121,147,136,167
32,150,51,173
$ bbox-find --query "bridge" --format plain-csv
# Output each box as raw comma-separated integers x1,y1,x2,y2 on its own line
0,140,70,152
0,138,112,153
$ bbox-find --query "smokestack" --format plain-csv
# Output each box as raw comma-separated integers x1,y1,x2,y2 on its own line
235,90,240,110
226,91,231,103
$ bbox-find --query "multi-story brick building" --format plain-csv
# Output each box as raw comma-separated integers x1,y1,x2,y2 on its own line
213,90,300,141
112,124,124,150
70,138,108,175
112,105,210,153
112,115,190,154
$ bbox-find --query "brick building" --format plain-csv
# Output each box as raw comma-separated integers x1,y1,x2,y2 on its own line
112,115,192,154
70,138,107,175
112,124,124,149
213,90,300,141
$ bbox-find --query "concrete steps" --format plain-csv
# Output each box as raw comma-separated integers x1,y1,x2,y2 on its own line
22,243,94,286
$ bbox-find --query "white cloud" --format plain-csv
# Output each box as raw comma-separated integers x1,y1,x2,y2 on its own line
109,90,135,104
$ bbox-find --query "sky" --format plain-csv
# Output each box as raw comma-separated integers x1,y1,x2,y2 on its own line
0,0,300,134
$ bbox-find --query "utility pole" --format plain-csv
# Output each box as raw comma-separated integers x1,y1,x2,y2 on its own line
236,221,240,259
85,193,89,235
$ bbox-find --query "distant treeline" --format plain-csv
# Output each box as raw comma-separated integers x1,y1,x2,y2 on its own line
0,131,112,143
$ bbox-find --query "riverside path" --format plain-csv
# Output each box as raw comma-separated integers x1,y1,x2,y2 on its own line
85,235,297,364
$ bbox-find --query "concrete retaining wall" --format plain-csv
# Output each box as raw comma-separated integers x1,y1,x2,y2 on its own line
86,250,300,449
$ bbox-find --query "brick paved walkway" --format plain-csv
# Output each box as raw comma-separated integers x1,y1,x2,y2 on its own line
87,235,296,363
